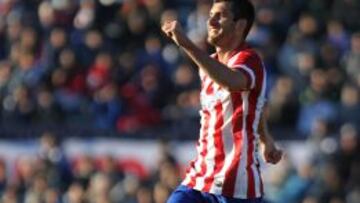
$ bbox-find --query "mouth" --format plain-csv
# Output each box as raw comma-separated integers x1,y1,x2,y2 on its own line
209,28,219,34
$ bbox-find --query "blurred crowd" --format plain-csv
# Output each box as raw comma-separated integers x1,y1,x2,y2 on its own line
0,126,358,203
0,0,359,202
265,123,359,203
0,0,359,137
0,132,183,203
0,0,201,136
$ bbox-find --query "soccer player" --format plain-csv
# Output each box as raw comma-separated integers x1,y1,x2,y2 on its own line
161,0,282,202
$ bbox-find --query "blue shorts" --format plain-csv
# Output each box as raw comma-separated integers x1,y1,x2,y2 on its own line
167,185,264,203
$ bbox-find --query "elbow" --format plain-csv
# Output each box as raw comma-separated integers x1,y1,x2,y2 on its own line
223,71,251,91
223,81,249,92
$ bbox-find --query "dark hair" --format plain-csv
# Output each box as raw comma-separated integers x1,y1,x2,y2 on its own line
214,0,255,39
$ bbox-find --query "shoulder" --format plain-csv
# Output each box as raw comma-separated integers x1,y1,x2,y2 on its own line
230,48,261,67
238,47,261,62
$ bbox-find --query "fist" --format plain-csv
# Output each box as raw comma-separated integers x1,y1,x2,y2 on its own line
264,143,283,164
161,20,177,38
161,20,189,47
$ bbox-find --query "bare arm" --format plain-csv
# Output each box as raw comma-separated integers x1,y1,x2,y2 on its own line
180,39,248,91
258,106,282,164
161,21,249,91
258,108,273,144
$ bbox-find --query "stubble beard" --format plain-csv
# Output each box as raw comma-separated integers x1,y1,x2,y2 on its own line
207,32,223,47
207,36,216,46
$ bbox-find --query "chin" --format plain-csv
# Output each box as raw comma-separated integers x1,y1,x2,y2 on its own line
207,36,219,46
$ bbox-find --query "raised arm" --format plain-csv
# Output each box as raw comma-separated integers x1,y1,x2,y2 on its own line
161,21,250,91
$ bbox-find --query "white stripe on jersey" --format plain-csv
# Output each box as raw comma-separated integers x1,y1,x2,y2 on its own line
232,65,256,89
253,164,261,197
228,53,240,66
196,83,219,190
219,93,235,155
210,91,234,194
182,110,207,186
252,62,267,197
233,91,250,198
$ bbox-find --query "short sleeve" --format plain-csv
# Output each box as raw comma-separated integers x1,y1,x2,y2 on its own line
231,64,256,89
228,50,263,90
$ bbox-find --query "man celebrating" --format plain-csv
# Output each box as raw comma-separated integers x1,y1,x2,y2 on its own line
162,0,282,202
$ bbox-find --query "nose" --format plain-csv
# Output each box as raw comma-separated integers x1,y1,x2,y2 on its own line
207,15,218,28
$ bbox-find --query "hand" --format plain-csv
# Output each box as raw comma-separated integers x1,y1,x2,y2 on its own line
263,141,283,164
161,20,191,48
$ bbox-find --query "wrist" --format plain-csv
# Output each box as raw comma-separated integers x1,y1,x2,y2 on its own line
179,37,194,50
261,134,274,146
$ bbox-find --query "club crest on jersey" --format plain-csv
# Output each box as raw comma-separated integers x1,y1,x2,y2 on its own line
201,89,227,110
214,179,223,187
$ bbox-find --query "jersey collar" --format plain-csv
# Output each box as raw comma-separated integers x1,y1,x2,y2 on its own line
212,42,249,62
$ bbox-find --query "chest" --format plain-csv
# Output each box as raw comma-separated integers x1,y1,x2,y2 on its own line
200,78,231,110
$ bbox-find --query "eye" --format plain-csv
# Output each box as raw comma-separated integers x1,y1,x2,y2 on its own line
220,11,230,19
209,12,214,18
209,12,221,20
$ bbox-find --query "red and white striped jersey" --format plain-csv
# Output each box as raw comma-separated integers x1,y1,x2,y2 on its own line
182,44,267,199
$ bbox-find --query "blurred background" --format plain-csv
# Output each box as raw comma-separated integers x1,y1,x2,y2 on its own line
0,0,359,202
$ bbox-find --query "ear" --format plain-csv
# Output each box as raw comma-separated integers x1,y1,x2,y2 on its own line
235,19,247,37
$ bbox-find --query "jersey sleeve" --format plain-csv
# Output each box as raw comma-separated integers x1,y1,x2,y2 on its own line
228,51,264,90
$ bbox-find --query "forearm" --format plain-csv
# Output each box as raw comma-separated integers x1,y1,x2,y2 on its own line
260,129,275,146
180,40,248,91
259,123,271,145
258,109,274,145
259,111,283,164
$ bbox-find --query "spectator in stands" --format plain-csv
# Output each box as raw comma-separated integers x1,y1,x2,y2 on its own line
0,159,6,195
35,87,64,123
92,83,122,129
337,85,360,127
62,182,86,203
42,28,68,72
77,30,104,69
72,155,95,190
38,131,72,191
297,69,338,136
0,0,359,202
332,124,359,189
343,32,360,84
268,75,299,132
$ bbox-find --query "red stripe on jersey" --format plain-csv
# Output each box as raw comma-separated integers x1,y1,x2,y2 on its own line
206,81,214,95
187,110,211,188
246,139,255,198
246,54,264,198
203,101,225,192
222,92,243,197
200,75,208,90
185,159,197,175
246,103,256,198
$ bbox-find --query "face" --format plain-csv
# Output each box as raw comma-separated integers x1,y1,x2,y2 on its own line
207,2,245,47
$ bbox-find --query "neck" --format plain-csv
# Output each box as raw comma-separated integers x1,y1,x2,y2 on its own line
216,40,244,64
